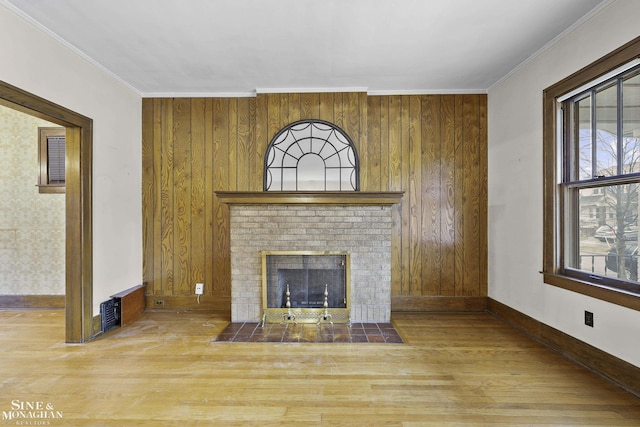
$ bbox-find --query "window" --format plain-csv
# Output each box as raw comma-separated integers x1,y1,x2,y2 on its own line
264,120,359,191
543,36,640,310
560,66,640,290
38,127,65,193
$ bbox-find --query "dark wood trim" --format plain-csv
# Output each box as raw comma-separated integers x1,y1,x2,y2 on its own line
91,314,102,337
542,35,640,308
544,273,640,311
542,82,559,276
545,36,640,98
0,295,65,309
0,80,93,343
145,295,231,311
66,125,94,343
487,298,640,398
215,191,404,205
391,296,488,312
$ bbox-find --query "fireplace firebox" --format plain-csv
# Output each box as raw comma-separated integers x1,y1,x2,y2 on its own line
262,251,350,324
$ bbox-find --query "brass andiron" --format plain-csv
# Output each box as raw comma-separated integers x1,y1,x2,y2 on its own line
282,284,297,324
318,284,333,325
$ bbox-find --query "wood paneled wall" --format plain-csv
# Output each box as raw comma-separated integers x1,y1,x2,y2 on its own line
142,98,254,309
142,93,487,311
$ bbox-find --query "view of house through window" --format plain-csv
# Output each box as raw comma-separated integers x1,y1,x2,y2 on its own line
564,65,640,286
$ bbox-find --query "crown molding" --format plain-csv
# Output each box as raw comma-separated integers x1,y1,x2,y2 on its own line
367,88,487,96
488,0,615,93
141,91,256,98
1,0,142,97
256,87,369,94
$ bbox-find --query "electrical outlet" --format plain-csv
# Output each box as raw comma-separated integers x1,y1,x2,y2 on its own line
584,310,594,327
154,300,164,306
195,283,204,295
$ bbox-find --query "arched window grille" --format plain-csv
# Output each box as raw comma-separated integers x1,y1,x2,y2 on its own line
264,120,360,191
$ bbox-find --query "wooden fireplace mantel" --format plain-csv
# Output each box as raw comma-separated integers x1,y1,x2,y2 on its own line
215,191,404,206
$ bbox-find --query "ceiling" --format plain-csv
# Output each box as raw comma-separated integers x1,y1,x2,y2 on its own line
3,0,607,96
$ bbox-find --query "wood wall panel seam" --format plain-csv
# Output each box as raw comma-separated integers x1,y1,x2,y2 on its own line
204,99,215,295
141,99,154,294
462,95,481,297
453,95,465,297
151,98,163,296
173,98,192,296
189,98,206,293
160,98,175,296
478,95,489,295
440,95,457,297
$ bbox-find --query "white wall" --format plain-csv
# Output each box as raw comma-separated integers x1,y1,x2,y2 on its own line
488,0,640,367
0,4,142,314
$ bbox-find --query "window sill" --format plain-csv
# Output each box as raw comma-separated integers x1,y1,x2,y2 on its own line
38,185,65,194
543,272,640,311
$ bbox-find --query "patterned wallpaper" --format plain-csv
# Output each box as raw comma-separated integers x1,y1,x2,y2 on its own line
0,105,65,295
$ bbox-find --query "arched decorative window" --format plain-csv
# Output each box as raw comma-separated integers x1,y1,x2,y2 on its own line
264,120,360,191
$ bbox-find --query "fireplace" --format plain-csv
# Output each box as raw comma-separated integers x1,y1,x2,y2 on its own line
262,251,350,324
217,191,403,324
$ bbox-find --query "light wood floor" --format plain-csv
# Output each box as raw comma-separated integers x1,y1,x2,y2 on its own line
0,310,638,426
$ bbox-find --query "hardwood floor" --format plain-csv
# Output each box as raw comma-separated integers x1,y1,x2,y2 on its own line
0,310,638,426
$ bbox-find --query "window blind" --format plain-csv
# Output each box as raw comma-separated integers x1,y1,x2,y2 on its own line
47,135,65,183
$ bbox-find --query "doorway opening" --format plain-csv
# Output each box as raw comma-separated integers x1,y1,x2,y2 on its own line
0,106,65,306
0,80,93,343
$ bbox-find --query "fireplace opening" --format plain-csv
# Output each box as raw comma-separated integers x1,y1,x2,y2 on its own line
262,251,350,324
276,268,346,308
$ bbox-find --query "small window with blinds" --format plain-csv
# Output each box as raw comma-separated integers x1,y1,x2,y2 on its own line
38,127,65,194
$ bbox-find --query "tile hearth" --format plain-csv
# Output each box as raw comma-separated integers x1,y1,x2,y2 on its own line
213,322,403,344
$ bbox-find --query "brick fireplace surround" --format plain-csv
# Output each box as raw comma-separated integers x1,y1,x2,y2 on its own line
220,192,403,324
